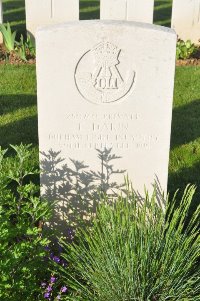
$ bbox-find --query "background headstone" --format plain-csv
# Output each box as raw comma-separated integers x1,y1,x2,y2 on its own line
100,0,154,23
25,0,79,39
171,0,200,44
36,21,176,227
0,0,3,44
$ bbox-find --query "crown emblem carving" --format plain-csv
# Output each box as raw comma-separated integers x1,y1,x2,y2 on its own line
92,42,121,67
75,40,135,104
92,42,123,91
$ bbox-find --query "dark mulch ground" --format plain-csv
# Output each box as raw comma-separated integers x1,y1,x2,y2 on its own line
176,47,200,66
0,44,35,65
176,59,200,66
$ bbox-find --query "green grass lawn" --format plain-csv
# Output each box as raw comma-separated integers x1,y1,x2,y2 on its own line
0,0,200,210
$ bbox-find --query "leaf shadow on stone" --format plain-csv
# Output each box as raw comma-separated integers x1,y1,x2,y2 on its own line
40,147,126,235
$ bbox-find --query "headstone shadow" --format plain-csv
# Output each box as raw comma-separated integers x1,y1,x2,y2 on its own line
0,94,38,150
2,0,26,38
170,99,200,149
168,162,200,225
153,0,172,26
80,0,100,20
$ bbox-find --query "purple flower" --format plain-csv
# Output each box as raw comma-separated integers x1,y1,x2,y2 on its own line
61,286,68,293
56,295,61,300
44,292,51,299
50,276,56,283
47,285,53,292
53,256,61,263
45,245,50,252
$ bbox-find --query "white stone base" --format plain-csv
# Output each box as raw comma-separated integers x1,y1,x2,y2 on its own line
25,0,79,39
100,0,154,23
171,0,200,44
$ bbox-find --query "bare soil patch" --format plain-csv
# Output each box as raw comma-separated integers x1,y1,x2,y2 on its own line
176,58,200,66
176,47,200,66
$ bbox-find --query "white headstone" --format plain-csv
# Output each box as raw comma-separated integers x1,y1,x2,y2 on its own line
100,0,154,23
171,0,200,44
25,0,79,39
36,21,176,226
0,0,3,44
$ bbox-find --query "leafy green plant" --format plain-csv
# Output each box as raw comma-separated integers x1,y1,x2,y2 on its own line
0,22,16,52
16,34,36,61
0,22,36,61
0,144,52,300
176,39,197,60
16,34,27,61
26,34,36,57
58,185,200,301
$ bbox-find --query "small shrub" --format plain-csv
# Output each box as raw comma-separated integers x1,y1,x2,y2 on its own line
16,34,36,61
176,39,197,60
0,22,16,52
0,22,36,61
0,144,52,300
58,185,200,301
41,243,69,300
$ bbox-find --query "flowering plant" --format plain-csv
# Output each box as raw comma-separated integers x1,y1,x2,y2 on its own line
0,144,52,300
41,243,69,301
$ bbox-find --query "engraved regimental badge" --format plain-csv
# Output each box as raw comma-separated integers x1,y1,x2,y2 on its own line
75,41,136,104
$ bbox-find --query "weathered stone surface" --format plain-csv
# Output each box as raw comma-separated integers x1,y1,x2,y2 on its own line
25,0,79,39
100,0,154,23
171,0,200,44
36,21,176,226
